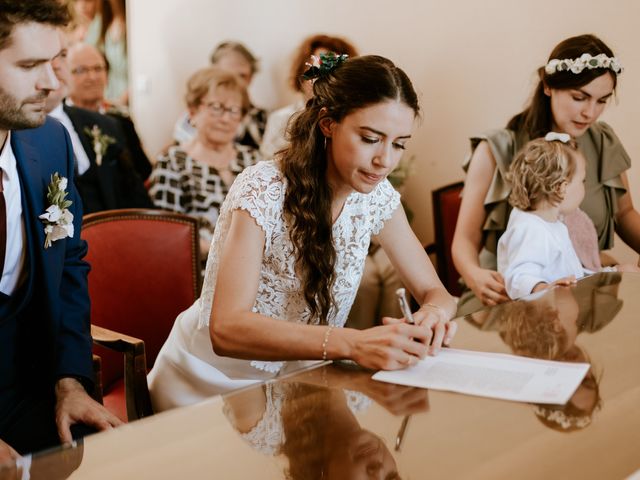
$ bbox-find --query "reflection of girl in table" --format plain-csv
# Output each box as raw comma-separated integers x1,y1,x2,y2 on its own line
498,284,621,431
148,55,457,411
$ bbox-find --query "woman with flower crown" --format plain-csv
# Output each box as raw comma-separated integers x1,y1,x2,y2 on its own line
452,34,640,316
148,54,458,411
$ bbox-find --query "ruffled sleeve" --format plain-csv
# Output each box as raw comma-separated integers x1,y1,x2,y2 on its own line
463,128,527,254
368,179,401,235
591,121,631,187
578,122,631,249
223,160,285,251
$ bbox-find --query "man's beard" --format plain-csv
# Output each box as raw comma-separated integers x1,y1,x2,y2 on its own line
0,86,48,131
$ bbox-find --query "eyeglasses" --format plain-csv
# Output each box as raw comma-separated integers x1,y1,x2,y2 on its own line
71,65,107,76
202,101,244,119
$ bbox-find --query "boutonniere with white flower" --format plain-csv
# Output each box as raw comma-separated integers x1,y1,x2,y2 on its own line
84,125,116,166
39,173,74,249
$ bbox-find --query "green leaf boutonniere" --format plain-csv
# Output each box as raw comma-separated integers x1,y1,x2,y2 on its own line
84,125,116,166
39,173,74,248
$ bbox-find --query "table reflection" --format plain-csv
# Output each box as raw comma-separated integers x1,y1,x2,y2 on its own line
1,273,636,479
465,272,623,433
222,366,429,480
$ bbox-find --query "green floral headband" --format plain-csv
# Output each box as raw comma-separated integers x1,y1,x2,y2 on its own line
302,52,349,80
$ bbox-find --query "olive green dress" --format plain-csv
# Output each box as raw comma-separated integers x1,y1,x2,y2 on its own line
457,121,631,316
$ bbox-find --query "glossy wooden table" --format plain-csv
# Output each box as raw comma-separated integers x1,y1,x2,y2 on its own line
2,272,639,479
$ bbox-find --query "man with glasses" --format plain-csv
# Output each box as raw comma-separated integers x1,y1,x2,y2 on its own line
45,32,152,214
67,42,151,180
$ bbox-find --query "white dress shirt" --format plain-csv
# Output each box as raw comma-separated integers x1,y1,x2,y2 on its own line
48,103,91,175
0,132,27,296
497,208,587,300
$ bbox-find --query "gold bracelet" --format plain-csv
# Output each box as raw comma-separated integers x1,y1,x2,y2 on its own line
322,325,335,361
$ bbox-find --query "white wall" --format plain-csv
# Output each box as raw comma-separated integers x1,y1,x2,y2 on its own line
128,0,640,261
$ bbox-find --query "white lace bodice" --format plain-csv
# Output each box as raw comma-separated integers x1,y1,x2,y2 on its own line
197,160,399,372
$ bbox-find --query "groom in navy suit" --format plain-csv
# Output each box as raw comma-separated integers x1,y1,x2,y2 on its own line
0,1,121,462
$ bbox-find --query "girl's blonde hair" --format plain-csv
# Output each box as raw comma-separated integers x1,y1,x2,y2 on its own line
508,138,581,210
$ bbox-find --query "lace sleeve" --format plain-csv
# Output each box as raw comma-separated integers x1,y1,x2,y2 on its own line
369,179,401,235
223,161,285,251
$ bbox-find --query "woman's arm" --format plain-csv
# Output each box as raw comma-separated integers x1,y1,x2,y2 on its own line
615,172,640,254
377,207,456,316
451,141,509,305
377,206,458,352
209,209,433,370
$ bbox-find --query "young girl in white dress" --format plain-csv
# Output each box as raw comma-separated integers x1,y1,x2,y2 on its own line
498,133,638,299
148,54,458,411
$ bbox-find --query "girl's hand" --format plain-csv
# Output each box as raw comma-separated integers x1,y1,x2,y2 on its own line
384,303,457,356
349,323,433,371
415,304,458,354
468,268,509,306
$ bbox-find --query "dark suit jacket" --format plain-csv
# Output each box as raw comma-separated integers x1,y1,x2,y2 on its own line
63,105,153,214
5,118,93,388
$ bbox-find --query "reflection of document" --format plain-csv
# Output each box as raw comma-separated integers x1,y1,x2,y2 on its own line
372,348,589,404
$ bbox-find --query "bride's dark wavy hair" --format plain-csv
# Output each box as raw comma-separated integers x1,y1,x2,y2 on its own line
279,55,419,323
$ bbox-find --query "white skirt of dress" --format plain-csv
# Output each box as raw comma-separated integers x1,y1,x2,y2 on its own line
147,301,319,412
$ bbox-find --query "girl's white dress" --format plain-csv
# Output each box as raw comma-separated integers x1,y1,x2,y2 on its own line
148,160,400,411
497,208,587,300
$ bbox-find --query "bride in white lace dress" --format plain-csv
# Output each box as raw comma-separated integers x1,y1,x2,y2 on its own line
148,55,458,411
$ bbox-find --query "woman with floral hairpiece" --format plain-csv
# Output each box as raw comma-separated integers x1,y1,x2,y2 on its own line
148,54,457,411
452,34,640,316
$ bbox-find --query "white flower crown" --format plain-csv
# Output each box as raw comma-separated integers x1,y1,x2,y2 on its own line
544,53,623,76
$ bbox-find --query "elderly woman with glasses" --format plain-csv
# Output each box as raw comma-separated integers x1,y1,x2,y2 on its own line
150,67,262,257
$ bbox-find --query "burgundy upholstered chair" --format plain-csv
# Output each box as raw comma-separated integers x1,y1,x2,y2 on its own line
425,182,464,297
82,209,201,421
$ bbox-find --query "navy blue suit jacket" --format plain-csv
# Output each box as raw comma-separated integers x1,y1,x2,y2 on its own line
8,117,93,388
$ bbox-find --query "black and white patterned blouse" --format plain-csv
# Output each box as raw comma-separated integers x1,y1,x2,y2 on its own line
149,144,261,242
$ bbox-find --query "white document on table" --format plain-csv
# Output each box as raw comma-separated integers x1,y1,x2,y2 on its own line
372,348,590,404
